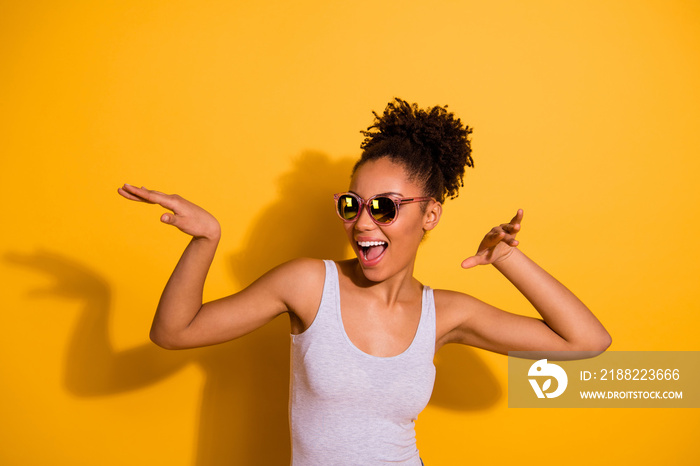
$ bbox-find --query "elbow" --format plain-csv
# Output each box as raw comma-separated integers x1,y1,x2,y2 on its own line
597,330,613,353
149,326,187,350
580,316,613,354
558,330,611,360
575,330,612,358
591,325,613,353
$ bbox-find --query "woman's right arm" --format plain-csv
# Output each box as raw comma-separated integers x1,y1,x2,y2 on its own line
117,184,322,350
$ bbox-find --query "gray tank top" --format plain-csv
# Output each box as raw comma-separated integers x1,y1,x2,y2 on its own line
289,260,436,465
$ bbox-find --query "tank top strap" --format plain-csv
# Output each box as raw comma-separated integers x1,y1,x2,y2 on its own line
323,259,339,293
417,285,436,358
294,260,339,338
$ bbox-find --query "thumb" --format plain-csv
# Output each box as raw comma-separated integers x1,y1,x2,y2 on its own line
461,256,481,269
161,213,175,224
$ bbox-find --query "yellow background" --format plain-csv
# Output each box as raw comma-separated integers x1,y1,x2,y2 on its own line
1,1,698,464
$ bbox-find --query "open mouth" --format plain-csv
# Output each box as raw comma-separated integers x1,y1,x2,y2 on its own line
357,240,388,263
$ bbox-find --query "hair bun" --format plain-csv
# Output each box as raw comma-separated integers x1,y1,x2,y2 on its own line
360,98,473,202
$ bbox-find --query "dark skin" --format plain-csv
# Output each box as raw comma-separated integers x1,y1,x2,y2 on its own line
117,157,611,357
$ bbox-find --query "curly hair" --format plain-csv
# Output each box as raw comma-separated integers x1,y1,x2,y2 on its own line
354,98,473,203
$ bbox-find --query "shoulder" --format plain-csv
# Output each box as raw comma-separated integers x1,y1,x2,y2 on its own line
263,257,326,296
262,258,327,330
434,288,481,313
273,256,327,276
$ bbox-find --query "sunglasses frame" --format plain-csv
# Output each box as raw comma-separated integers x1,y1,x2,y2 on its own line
333,192,435,226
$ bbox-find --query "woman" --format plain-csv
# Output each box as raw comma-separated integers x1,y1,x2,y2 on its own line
118,99,611,465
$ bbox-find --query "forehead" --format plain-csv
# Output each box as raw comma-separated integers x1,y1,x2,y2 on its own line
349,158,421,196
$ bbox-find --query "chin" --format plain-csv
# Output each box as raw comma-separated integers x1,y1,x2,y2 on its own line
355,253,414,285
357,265,386,283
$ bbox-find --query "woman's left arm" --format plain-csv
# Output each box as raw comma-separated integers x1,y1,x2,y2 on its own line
442,209,611,357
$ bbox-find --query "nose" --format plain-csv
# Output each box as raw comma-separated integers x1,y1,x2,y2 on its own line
354,203,376,231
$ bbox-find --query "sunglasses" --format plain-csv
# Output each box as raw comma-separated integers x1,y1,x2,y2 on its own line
334,192,435,226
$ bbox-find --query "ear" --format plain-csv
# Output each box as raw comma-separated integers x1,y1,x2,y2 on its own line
422,201,442,231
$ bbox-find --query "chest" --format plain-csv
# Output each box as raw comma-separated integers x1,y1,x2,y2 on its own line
339,290,423,358
291,286,436,418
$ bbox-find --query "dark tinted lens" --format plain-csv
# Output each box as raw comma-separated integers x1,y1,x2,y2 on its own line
369,196,397,224
338,194,360,220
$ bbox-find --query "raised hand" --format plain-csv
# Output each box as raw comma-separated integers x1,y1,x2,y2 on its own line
461,209,523,269
117,184,221,240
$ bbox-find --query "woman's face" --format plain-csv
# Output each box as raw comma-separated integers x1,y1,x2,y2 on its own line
345,157,441,282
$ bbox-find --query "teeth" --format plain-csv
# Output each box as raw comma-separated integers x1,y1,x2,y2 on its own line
357,241,387,248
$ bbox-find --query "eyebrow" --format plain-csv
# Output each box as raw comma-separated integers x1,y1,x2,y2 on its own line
349,190,404,198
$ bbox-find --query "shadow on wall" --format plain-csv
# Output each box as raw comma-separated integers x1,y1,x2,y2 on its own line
5,151,500,466
430,344,501,410
197,151,358,465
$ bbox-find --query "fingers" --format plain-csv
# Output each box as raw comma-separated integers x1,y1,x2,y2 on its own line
117,185,147,202
498,227,519,247
117,184,180,211
509,208,524,226
480,227,509,249
498,224,519,247
117,184,220,239
117,184,158,203
463,209,524,269
497,209,523,246
502,209,523,234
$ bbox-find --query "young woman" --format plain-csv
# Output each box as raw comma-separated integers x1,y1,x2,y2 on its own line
118,99,611,465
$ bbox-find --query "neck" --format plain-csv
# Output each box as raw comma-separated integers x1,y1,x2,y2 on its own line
348,258,421,307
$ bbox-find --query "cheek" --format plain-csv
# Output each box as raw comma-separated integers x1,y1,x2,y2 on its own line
343,223,356,241
388,221,425,247
399,212,428,236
